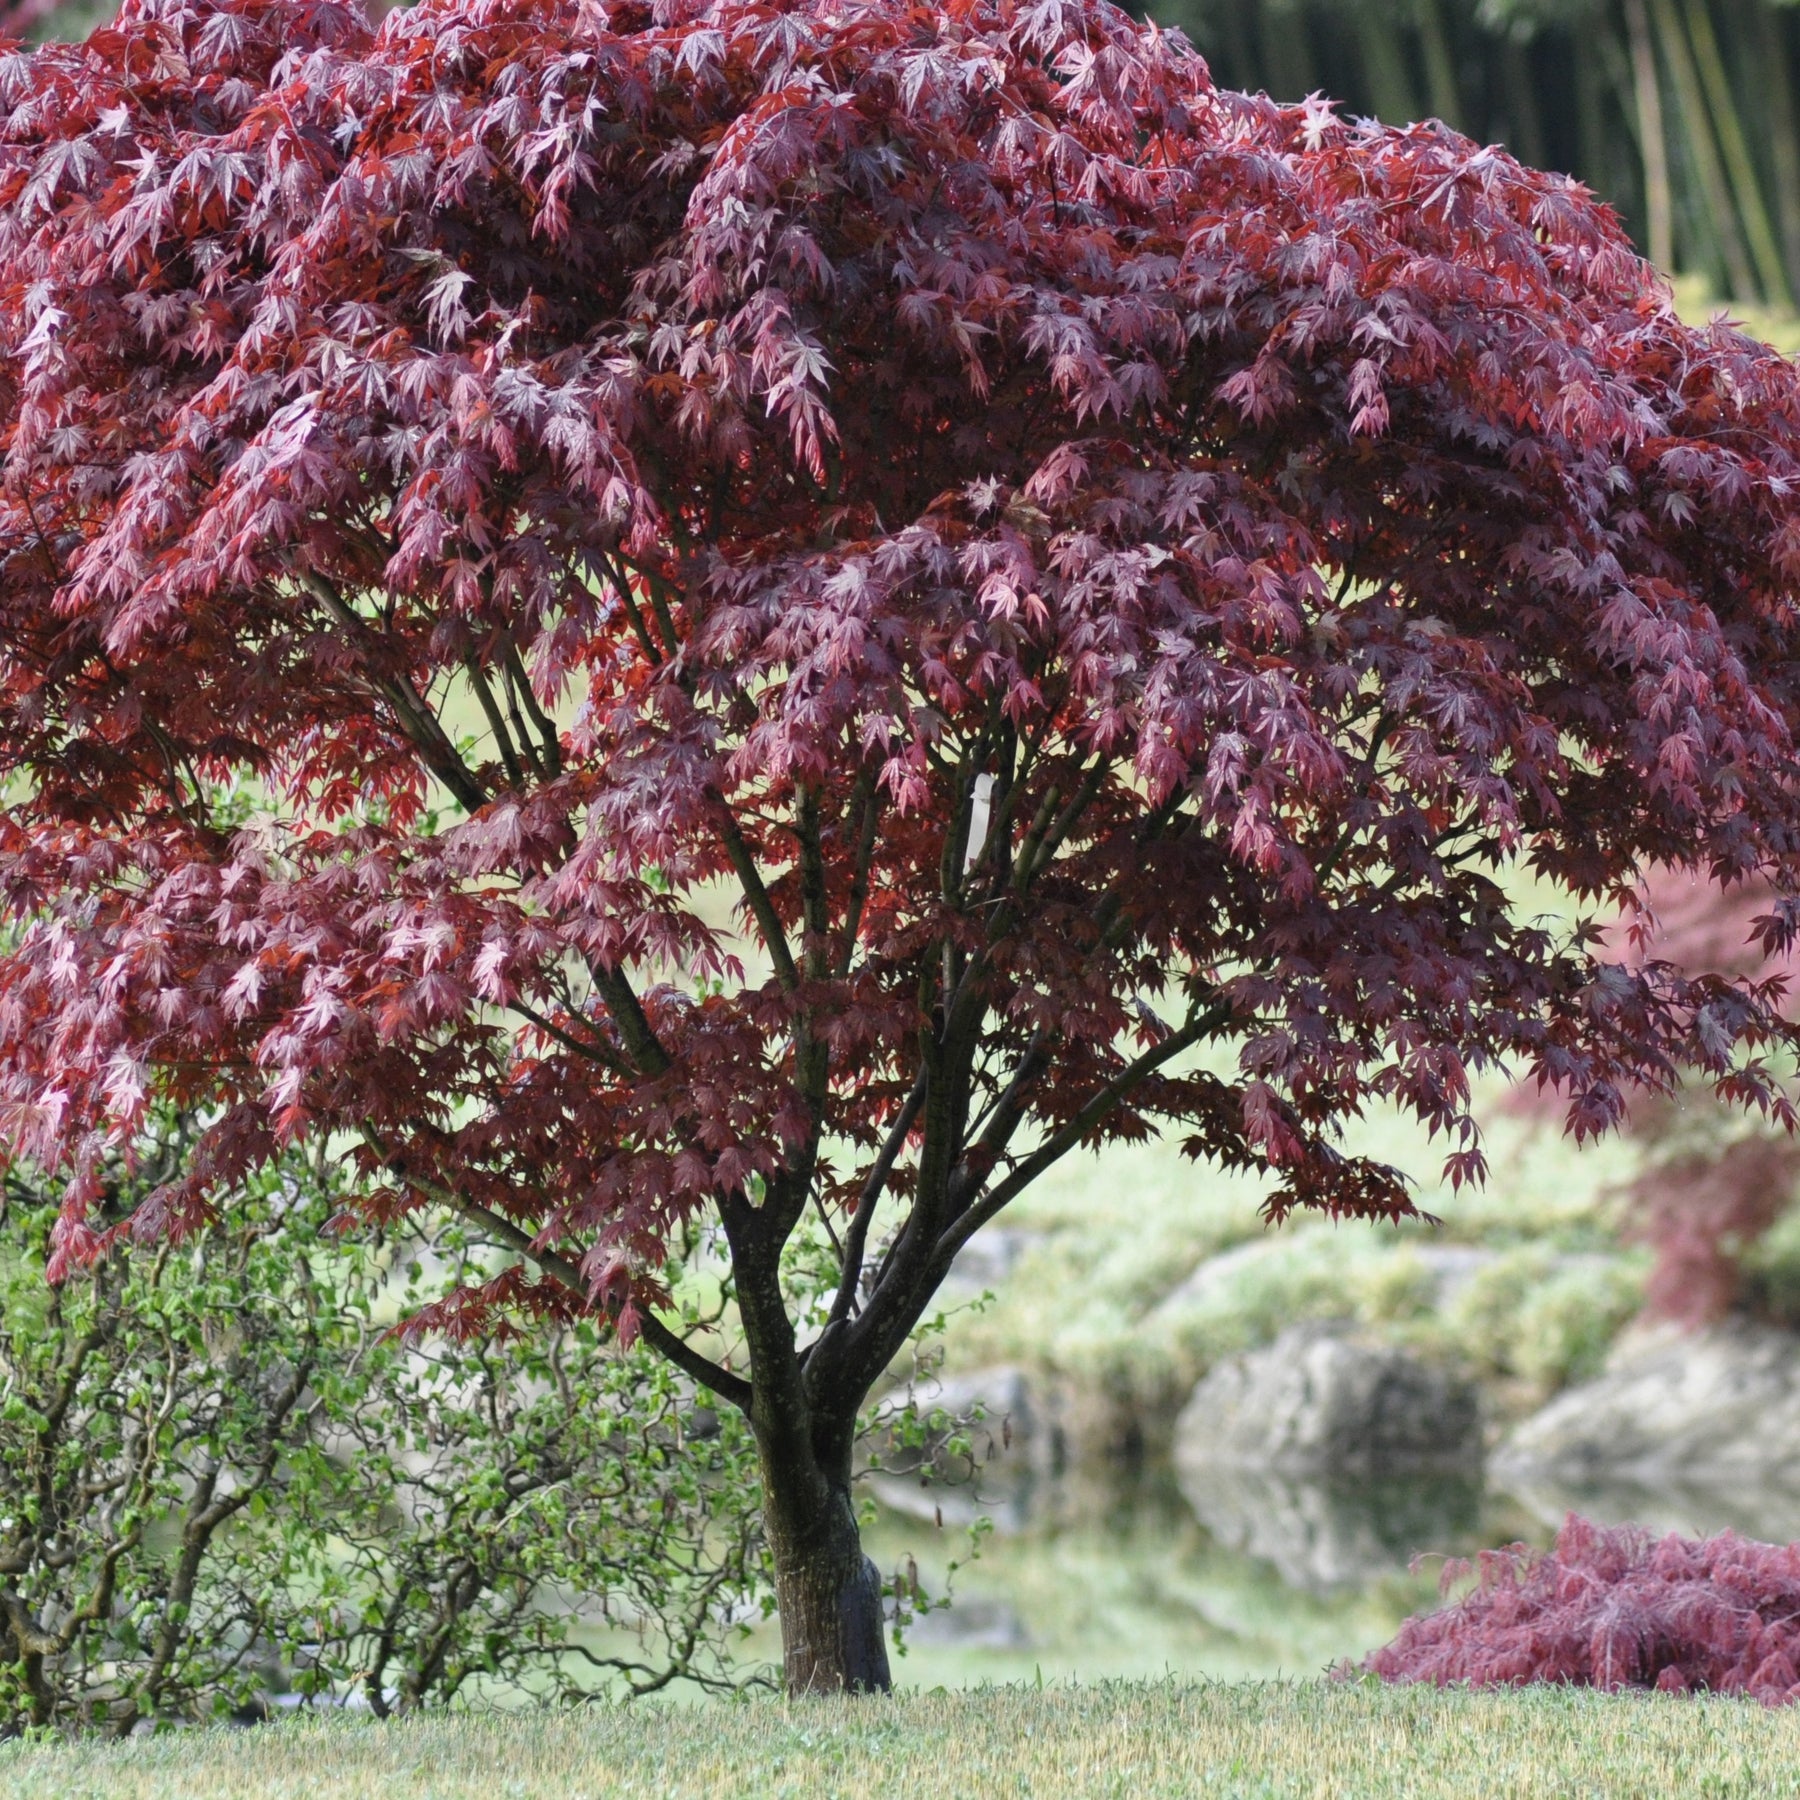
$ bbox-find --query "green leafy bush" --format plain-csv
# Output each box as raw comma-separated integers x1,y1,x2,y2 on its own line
1442,1251,1645,1395
0,1123,771,1736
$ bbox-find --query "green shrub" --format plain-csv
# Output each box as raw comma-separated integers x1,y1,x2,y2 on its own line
1443,1251,1645,1395
0,1123,771,1736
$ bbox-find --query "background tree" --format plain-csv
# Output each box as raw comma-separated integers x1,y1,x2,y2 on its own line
5,0,1800,1694
1555,866,1800,1327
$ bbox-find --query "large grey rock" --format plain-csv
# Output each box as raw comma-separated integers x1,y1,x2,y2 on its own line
1495,1320,1800,1497
1494,1467,1800,1548
1173,1324,1481,1477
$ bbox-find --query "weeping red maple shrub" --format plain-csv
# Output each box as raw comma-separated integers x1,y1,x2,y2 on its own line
1362,1514,1800,1702
10,0,1800,1698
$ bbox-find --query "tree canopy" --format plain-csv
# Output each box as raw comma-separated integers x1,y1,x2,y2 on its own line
4,0,1800,1690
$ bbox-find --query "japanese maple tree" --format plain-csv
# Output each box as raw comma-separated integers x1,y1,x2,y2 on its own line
5,0,1800,1695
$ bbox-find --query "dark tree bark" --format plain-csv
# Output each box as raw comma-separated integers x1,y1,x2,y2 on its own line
758,1442,890,1695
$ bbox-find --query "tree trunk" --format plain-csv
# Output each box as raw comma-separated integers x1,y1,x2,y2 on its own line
759,1448,890,1694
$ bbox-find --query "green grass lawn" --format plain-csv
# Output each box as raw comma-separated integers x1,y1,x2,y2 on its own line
8,1681,1800,1800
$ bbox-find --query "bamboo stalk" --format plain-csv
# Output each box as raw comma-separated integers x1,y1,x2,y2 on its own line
1680,0,1793,305
1255,0,1319,103
1590,21,1646,215
1650,0,1759,297
1746,0,1800,302
1415,0,1463,130
1499,38,1548,171
1354,7,1421,125
1211,0,1262,97
1625,0,1676,271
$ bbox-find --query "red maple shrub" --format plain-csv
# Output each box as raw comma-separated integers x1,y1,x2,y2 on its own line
1569,868,1800,1327
6,0,1800,1692
1624,1127,1798,1325
1363,1514,1800,1702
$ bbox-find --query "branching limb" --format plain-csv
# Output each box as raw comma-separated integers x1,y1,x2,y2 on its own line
1005,752,1107,901
591,553,664,667
794,782,832,983
505,1000,630,1075
824,1069,928,1332
582,960,673,1077
463,655,526,789
361,1135,753,1413
945,1028,1052,1212
835,770,880,979
709,788,800,991
504,644,563,778
935,997,1234,1264
301,572,490,813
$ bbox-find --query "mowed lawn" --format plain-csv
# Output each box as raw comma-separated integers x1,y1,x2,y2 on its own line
7,1680,1800,1800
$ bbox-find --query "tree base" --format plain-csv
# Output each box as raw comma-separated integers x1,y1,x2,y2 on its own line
772,1514,892,1694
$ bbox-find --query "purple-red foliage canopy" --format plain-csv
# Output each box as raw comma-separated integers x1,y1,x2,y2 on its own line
1365,1514,1800,1704
2,0,1800,1335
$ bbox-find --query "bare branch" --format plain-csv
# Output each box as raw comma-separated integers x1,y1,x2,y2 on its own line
946,1028,1052,1211
708,788,800,991
463,655,526,788
1013,754,1107,894
300,572,490,813
506,999,629,1074
825,1069,927,1330
504,644,563,778
795,782,832,982
835,769,880,979
591,552,666,667
583,960,673,1077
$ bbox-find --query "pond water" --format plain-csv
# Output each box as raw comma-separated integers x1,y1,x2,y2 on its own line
855,1457,1800,1689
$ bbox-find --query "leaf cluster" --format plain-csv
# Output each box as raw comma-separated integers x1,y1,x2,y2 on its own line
2,0,1800,1473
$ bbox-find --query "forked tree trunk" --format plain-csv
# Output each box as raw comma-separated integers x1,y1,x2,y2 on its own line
759,1442,890,1693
